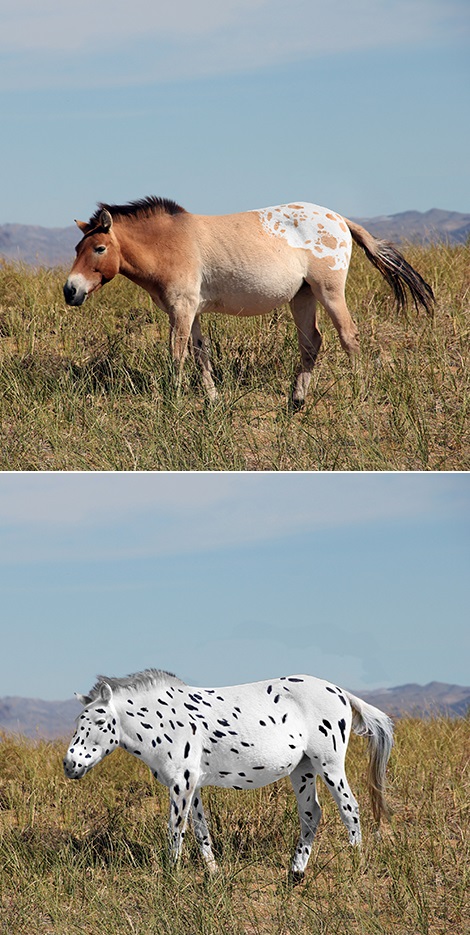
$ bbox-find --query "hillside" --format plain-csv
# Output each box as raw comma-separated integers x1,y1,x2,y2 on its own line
0,696,81,739
351,208,470,246
0,208,469,266
358,681,470,718
1,681,468,739
0,223,77,266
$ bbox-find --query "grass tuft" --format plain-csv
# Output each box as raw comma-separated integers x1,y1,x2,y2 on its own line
0,717,468,933
0,242,468,469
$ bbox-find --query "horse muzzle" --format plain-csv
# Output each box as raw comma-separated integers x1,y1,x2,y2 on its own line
63,745,98,779
63,276,88,306
63,757,87,779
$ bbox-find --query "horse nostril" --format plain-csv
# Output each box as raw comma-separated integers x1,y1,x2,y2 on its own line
63,281,76,303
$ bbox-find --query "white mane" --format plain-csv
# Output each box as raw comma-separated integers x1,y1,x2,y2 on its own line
88,668,185,699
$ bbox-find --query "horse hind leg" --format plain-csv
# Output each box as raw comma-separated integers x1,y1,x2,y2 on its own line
321,763,362,846
291,282,322,409
289,757,322,882
308,273,360,362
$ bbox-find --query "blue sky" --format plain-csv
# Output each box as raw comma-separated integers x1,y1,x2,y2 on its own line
0,472,468,700
1,0,469,227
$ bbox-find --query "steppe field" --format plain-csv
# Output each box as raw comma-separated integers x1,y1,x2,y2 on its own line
0,241,468,470
0,717,468,934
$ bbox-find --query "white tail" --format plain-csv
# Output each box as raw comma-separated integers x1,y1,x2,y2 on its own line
345,691,394,824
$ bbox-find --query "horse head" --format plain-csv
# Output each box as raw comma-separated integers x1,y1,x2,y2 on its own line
63,208,120,306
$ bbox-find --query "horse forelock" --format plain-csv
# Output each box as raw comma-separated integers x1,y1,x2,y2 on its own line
88,668,185,699
88,196,186,227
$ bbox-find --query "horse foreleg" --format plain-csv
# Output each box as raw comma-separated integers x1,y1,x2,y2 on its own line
191,789,218,873
190,317,218,401
168,306,196,396
168,781,196,867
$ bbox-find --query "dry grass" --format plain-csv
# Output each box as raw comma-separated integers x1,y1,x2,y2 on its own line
0,241,468,470
0,717,468,933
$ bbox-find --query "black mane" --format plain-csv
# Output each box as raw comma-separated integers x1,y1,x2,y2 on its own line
89,195,186,226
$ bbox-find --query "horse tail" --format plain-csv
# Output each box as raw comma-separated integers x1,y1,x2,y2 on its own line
344,690,394,825
345,219,434,315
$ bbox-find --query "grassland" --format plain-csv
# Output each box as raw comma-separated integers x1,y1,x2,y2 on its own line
0,241,468,470
0,716,468,934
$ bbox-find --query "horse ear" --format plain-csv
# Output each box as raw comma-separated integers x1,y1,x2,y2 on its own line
75,691,92,706
100,682,113,703
75,220,89,233
99,209,113,232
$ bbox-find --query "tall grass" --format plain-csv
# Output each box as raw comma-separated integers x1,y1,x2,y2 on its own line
0,717,468,933
0,241,468,470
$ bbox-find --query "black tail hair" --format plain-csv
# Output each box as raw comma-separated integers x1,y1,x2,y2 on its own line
347,221,435,315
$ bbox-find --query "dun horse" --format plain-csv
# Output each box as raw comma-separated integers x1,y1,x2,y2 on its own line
64,668,394,880
63,197,434,405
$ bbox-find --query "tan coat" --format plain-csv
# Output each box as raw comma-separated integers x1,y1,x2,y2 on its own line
64,197,434,405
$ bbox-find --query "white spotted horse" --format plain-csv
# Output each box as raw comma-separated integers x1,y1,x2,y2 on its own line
63,197,434,407
64,669,394,880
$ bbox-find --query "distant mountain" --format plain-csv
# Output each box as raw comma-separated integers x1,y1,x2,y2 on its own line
0,682,468,739
0,696,81,740
351,209,470,246
358,682,470,718
0,223,78,267
0,209,469,267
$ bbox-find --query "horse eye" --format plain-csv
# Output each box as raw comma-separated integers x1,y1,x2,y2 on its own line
94,245,106,254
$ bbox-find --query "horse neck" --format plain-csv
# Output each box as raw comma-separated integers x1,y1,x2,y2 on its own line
114,686,152,734
115,214,178,283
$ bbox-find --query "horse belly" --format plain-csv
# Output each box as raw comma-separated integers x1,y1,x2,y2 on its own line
200,257,306,317
203,292,293,317
199,709,307,790
206,741,304,790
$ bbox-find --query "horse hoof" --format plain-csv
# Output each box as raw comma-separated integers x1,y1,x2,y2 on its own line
289,870,305,886
290,397,305,413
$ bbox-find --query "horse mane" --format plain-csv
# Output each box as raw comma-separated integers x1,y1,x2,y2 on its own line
88,668,186,698
89,196,186,226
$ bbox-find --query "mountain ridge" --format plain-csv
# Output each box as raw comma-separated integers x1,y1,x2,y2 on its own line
1,681,468,739
0,208,469,267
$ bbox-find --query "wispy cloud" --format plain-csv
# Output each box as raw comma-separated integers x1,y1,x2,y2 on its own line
0,473,464,565
173,634,370,691
1,0,466,90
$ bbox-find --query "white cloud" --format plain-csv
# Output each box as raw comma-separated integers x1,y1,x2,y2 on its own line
0,473,465,565
0,473,233,525
1,0,466,89
0,0,260,52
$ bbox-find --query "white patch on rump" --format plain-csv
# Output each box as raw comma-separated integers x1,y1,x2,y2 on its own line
254,202,352,271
